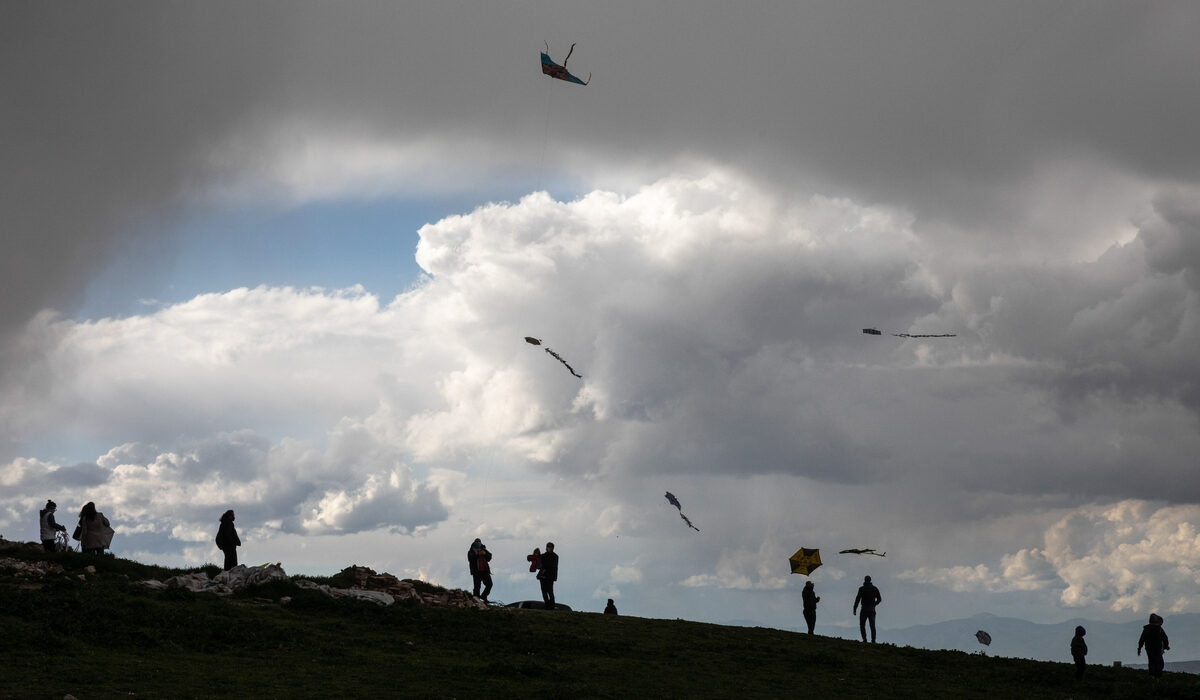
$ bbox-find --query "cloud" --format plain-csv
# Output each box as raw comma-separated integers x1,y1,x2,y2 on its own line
1043,501,1200,612
6,170,1200,518
898,549,1059,594
901,501,1200,613
0,425,450,546
1,166,1199,628
9,2,1200,344
681,542,791,591
300,468,446,535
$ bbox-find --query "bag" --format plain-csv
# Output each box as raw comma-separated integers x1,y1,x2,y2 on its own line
97,515,115,549
72,525,81,541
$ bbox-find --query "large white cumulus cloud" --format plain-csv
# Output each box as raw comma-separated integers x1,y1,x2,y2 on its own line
901,501,1200,613
2,170,1199,613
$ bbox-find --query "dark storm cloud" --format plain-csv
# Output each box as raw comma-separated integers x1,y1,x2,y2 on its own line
6,2,1200,343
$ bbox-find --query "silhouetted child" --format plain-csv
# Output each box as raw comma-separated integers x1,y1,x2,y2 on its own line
1137,613,1170,677
1071,625,1087,679
527,547,542,573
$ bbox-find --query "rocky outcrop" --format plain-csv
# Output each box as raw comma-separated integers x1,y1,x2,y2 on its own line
317,565,487,609
138,563,488,609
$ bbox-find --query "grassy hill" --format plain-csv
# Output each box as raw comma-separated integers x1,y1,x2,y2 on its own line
2,541,1198,699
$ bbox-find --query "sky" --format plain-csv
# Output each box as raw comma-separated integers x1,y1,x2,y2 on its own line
4,1,1200,658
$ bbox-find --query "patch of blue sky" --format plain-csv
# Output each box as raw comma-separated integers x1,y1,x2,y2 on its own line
76,177,585,322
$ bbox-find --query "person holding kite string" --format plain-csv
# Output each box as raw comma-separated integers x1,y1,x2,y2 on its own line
802,581,820,635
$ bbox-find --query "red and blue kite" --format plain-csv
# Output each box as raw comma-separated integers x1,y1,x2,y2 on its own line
541,42,590,85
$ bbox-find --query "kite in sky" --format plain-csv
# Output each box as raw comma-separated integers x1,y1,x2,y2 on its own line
789,548,822,576
863,328,956,338
541,42,590,85
664,492,700,532
839,548,887,557
975,630,992,646
525,336,582,378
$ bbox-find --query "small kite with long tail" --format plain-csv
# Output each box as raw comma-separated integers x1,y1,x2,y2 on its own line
863,328,955,338
665,492,700,532
525,336,582,378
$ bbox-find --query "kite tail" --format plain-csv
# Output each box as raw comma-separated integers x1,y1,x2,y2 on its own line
562,44,589,84
545,348,583,378
892,333,956,338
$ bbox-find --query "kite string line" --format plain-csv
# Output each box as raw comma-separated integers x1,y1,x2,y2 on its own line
536,66,552,195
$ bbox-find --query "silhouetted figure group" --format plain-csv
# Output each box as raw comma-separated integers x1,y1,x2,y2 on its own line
466,538,561,608
1070,614,1170,680
39,500,114,555
798,576,881,641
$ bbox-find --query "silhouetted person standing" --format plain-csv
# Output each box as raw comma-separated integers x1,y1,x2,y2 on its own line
604,598,618,615
215,510,241,571
853,575,882,642
1137,613,1170,677
77,501,112,555
802,580,820,634
1071,625,1088,679
538,542,559,609
466,538,493,601
39,500,67,552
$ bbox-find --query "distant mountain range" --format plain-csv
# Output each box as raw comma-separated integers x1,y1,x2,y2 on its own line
880,612,1200,670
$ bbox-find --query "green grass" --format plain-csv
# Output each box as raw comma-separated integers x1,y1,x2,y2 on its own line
2,542,1198,699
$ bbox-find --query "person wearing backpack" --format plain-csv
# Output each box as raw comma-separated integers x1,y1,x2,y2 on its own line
215,510,241,571
468,538,493,602
77,501,113,554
